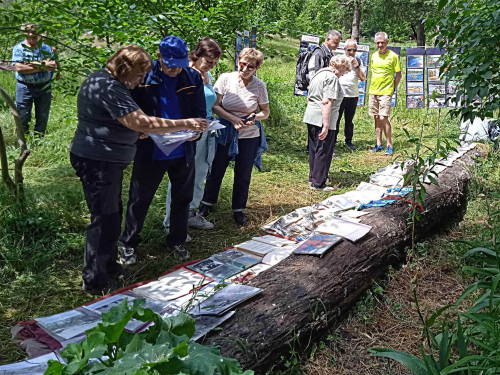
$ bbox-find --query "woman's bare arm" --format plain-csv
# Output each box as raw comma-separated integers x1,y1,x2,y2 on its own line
118,109,208,134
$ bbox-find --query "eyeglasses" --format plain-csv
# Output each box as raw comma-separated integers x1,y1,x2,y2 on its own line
346,48,357,52
239,61,257,71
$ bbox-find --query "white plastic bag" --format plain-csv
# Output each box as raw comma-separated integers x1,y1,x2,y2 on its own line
460,118,492,141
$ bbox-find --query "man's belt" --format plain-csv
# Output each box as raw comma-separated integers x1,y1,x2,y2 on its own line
17,79,51,88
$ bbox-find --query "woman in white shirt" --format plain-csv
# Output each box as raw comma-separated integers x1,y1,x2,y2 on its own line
199,48,270,226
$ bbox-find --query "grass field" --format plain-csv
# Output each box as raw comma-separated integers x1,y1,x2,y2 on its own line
0,35,495,371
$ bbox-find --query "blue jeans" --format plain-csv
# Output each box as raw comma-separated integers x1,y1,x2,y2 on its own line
163,129,217,227
15,81,52,135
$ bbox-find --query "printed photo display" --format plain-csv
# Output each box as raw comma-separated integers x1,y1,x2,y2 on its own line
407,95,425,108
356,51,369,66
407,55,424,68
427,55,443,68
428,68,442,82
429,82,446,95
407,82,424,95
407,69,424,81
358,93,365,106
429,96,446,108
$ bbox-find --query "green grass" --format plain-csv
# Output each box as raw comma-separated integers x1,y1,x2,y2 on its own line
0,35,480,365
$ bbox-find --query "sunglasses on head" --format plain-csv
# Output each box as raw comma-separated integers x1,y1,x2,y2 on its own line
346,48,357,52
239,61,256,71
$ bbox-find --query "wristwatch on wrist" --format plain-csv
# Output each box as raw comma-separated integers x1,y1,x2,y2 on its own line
354,65,360,70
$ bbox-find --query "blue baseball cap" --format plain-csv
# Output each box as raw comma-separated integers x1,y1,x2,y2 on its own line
159,36,189,68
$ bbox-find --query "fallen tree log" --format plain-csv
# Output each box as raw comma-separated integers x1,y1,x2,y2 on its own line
207,149,479,374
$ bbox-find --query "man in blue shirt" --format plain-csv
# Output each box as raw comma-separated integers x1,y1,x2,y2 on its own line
119,36,206,263
12,24,57,136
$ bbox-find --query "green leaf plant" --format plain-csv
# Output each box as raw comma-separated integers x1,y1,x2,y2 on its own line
369,158,500,374
45,298,253,375
396,115,459,260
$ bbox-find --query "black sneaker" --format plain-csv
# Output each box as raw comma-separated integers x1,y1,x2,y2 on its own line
167,244,190,261
233,211,248,226
82,279,120,296
346,143,356,151
119,243,137,266
198,203,213,218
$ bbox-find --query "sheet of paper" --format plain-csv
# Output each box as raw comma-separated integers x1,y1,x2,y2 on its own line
191,311,235,341
356,182,388,194
316,217,372,241
149,131,199,156
188,284,262,316
134,277,202,301
0,353,60,375
207,120,225,131
339,210,369,219
251,235,296,247
343,224,372,242
36,310,100,340
262,246,297,266
343,190,385,205
341,217,361,223
370,175,404,188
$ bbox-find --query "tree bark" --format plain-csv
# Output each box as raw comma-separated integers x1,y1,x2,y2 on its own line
351,0,361,42
206,150,479,374
0,83,30,202
416,20,426,47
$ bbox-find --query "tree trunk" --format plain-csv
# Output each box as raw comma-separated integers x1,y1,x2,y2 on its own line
0,83,30,202
416,20,425,47
206,150,479,374
351,0,361,41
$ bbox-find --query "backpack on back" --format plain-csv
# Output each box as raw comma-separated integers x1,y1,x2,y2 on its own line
295,46,321,92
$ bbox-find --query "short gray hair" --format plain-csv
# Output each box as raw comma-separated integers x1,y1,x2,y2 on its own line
374,32,389,41
326,30,342,40
345,38,357,47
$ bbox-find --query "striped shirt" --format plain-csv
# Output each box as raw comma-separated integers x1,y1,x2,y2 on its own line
214,71,269,139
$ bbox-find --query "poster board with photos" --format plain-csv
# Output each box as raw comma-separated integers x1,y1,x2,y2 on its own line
387,46,402,107
235,31,242,71
336,42,370,106
426,47,447,108
294,34,321,97
243,29,250,48
251,27,257,48
405,48,425,108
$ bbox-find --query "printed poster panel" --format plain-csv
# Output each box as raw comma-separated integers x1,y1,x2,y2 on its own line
235,31,242,71
294,34,320,97
405,47,425,109
251,27,257,48
426,47,447,108
243,30,250,48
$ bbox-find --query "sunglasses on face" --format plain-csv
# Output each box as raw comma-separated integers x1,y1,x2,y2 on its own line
346,48,357,52
239,61,256,71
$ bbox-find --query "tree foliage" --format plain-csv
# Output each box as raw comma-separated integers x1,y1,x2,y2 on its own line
0,0,280,93
429,0,500,122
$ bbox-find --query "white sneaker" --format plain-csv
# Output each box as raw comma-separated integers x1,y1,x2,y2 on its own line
164,227,192,243
310,185,336,192
188,214,214,229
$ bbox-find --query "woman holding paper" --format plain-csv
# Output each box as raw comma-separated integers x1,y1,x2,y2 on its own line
164,37,222,232
303,54,350,191
70,44,208,295
199,48,270,226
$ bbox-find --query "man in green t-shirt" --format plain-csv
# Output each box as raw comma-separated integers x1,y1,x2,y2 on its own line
368,32,401,155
